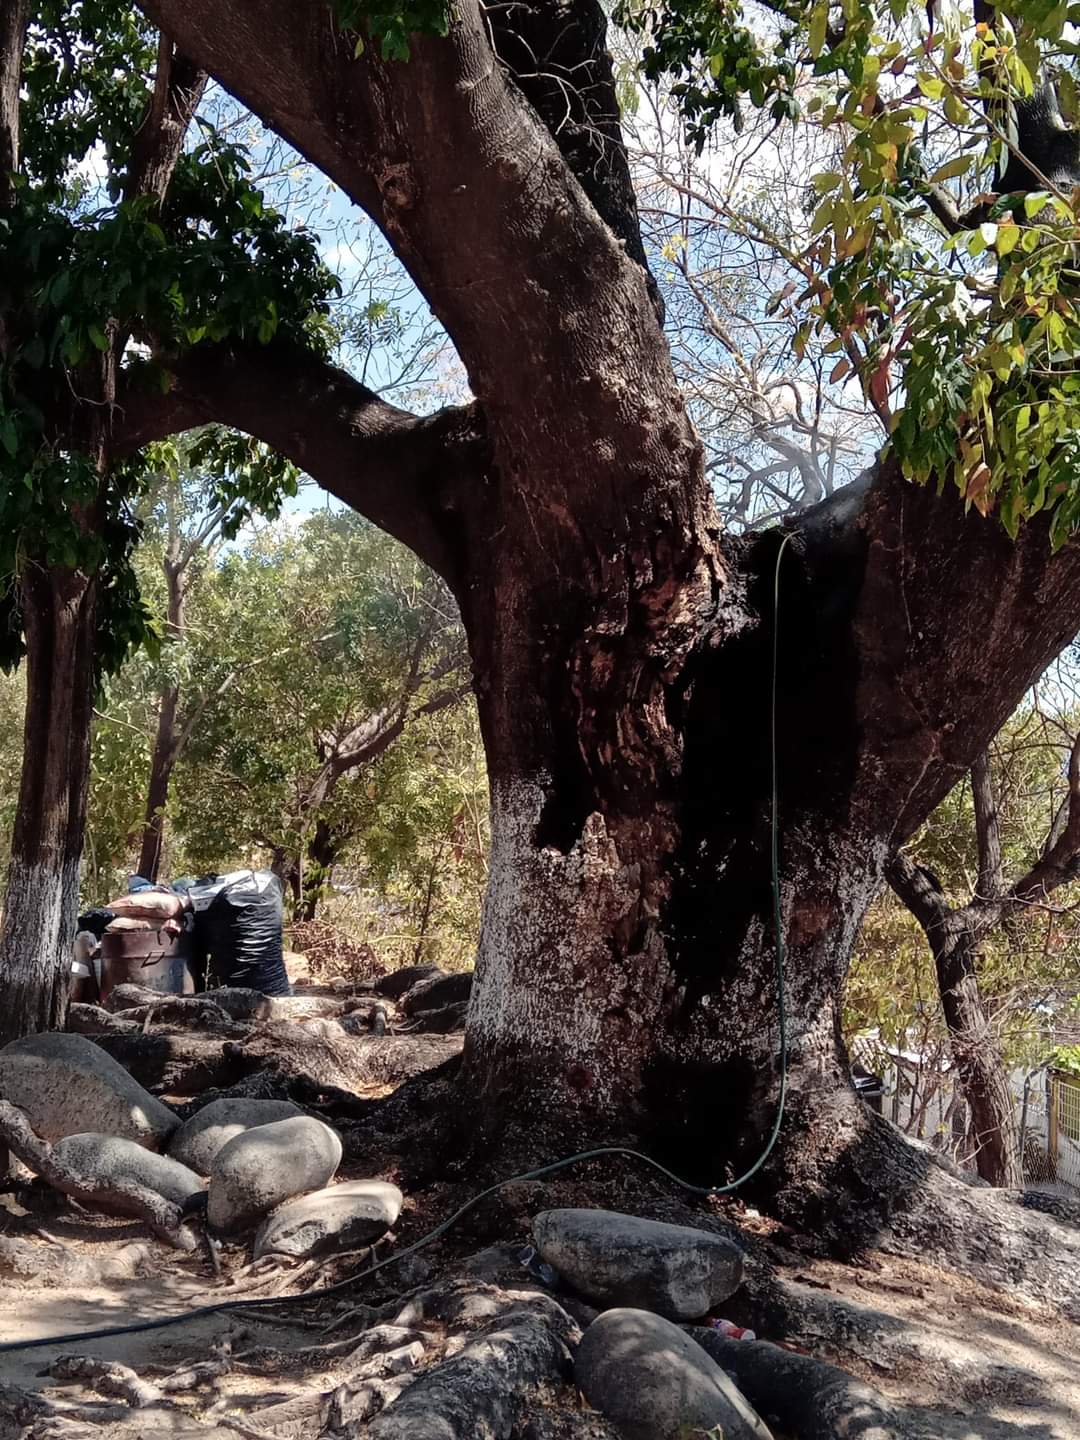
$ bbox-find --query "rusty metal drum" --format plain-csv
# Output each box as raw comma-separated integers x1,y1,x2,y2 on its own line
99,926,195,1002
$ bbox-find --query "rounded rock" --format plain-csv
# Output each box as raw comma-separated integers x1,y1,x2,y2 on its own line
53,1133,204,1209
168,1098,304,1176
534,1207,744,1320
0,1032,178,1148
575,1308,773,1440
254,1178,403,1259
207,1116,342,1233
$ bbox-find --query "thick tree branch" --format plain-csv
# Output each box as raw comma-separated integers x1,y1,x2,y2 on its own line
1007,729,1080,905
487,0,663,318
794,457,1080,850
125,33,208,203
134,0,696,565
886,854,949,934
112,343,489,586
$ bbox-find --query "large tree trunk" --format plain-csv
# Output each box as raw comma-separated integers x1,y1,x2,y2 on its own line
134,0,1080,1244
461,462,1080,1230
0,564,97,1044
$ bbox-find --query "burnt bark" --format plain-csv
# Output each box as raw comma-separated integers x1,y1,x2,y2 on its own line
0,564,98,1044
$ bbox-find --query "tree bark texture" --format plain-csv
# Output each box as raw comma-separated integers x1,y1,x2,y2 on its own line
136,0,1080,1235
0,564,97,1045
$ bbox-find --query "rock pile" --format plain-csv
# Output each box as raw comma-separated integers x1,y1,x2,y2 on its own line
168,1096,304,1174
0,1029,401,1257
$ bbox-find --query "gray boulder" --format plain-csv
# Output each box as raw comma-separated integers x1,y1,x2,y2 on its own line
168,1098,304,1176
575,1308,773,1440
534,1208,743,1320
207,1115,342,1233
254,1178,403,1258
52,1133,204,1209
0,1032,178,1148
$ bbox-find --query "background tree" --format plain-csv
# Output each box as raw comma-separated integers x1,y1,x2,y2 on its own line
848,687,1080,1175
169,510,471,918
0,2,334,1039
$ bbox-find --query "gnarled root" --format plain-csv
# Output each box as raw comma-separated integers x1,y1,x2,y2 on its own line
0,1100,194,1251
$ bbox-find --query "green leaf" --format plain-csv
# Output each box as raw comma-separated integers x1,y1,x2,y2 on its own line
929,155,973,183
809,2,828,59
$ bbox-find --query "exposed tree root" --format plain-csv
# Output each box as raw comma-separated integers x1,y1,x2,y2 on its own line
86,1032,245,1094
366,1291,577,1439
691,1328,901,1440
0,1100,194,1250
65,1005,141,1036
764,1088,1080,1320
46,1357,164,1409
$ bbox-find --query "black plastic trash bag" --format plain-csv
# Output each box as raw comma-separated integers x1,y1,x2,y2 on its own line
184,870,289,996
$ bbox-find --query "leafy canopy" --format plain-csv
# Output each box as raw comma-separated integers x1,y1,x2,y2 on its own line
334,0,1080,544
618,0,1080,543
0,1,338,672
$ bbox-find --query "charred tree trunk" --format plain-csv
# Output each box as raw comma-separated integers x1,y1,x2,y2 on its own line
459,462,1080,1233
0,563,97,1044
132,0,1080,1248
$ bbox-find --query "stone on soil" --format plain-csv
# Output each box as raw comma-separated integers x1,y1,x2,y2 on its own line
533,1207,743,1320
52,1133,204,1208
575,1308,773,1440
168,1097,304,1176
207,1115,342,1232
0,1032,178,1148
254,1177,403,1258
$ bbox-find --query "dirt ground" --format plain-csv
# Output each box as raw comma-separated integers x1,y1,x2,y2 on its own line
3,970,1078,1438
3,1170,1078,1439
